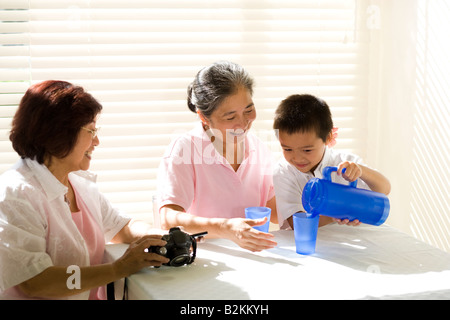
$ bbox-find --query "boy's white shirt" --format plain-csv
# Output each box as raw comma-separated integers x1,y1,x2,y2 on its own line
273,147,371,229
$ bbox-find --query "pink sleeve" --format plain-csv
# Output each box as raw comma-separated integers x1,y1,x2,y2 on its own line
157,154,195,212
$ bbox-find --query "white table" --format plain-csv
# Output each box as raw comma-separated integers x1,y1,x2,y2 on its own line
104,224,450,300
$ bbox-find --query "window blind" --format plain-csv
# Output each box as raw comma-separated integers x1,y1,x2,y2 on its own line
1,0,370,220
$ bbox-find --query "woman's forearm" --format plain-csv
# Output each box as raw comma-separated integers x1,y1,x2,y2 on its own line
160,204,277,252
18,263,119,299
111,219,166,244
18,235,169,299
160,204,226,238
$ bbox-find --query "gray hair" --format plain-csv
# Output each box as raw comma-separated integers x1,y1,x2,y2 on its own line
187,61,254,118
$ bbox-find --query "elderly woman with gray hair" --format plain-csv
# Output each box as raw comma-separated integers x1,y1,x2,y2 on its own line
157,61,278,252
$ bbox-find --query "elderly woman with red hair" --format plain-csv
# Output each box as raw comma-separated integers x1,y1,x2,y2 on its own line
0,80,168,300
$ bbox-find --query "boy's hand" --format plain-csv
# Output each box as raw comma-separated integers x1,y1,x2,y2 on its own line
333,218,362,227
337,161,362,183
335,161,363,227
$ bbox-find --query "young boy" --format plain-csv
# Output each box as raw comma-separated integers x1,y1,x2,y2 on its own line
273,94,391,229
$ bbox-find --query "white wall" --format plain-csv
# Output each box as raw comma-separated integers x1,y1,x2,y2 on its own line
367,0,450,252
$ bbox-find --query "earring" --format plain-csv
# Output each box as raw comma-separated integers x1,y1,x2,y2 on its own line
202,123,216,142
202,122,210,131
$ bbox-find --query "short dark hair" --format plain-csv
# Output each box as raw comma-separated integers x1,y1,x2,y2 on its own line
273,94,333,142
187,61,254,118
10,80,102,164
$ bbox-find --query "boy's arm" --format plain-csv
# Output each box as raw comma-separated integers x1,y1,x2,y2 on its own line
360,165,391,195
337,161,391,195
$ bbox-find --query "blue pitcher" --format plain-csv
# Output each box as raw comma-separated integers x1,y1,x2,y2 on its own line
302,166,390,226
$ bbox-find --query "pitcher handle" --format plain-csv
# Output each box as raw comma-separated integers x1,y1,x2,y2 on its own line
322,166,358,188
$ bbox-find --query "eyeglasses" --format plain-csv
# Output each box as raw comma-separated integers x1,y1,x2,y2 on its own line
81,126,100,139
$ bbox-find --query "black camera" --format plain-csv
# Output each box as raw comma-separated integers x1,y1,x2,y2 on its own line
148,227,207,267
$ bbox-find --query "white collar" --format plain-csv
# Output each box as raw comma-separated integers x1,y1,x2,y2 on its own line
24,158,97,201
24,158,67,201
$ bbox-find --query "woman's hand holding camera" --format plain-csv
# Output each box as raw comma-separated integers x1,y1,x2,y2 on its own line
113,235,170,278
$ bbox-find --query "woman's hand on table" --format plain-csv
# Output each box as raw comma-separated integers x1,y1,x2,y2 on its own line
221,217,277,252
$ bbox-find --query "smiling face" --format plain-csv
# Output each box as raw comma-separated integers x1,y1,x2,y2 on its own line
45,119,100,183
201,86,256,144
69,121,99,172
278,129,329,174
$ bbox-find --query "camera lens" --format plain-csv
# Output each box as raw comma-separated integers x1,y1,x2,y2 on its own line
170,254,190,267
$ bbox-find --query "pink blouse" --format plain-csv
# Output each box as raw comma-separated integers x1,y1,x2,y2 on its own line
72,186,106,300
157,123,275,218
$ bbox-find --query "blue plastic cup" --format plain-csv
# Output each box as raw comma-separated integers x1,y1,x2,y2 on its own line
293,212,320,255
245,207,271,233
